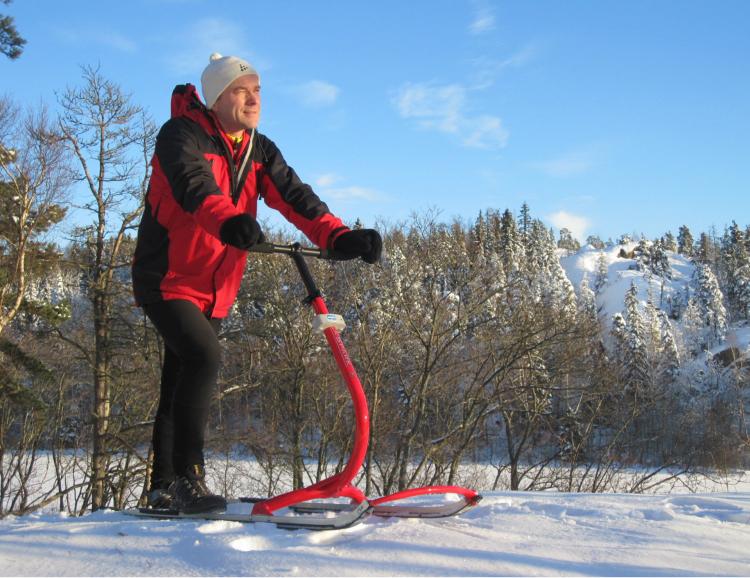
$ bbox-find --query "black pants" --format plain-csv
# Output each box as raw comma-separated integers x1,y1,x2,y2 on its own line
144,299,222,489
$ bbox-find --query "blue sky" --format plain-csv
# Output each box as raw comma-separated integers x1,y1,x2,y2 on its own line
2,0,749,243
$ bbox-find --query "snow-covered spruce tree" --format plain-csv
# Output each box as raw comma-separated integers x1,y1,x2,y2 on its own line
690,263,728,349
470,210,488,266
498,208,523,278
650,239,672,279
523,219,546,303
586,234,605,250
578,275,598,324
610,312,628,370
470,217,507,322
696,231,719,267
678,225,694,257
657,310,680,384
633,239,651,274
615,282,687,463
641,287,681,391
721,222,750,320
526,219,573,309
557,227,581,254
623,282,650,397
645,294,661,360
731,262,750,320
632,239,671,280
518,201,532,241
544,230,577,318
594,251,609,295
681,298,706,356
662,231,677,252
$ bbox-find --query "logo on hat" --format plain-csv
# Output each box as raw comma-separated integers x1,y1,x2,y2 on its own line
240,64,248,71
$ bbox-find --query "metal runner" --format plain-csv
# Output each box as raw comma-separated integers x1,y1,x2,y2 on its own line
123,499,371,531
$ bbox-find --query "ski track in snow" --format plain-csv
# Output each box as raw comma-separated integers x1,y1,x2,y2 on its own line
1,492,749,576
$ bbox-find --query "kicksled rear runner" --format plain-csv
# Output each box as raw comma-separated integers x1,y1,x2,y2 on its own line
125,243,481,531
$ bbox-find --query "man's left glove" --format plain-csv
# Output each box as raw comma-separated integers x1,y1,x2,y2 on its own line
332,229,382,264
219,213,265,250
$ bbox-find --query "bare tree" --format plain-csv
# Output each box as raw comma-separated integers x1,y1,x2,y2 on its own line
56,65,156,511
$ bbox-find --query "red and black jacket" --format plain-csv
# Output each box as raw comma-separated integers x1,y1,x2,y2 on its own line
132,84,349,318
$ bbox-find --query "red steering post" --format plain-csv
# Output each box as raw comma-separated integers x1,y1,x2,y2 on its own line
248,242,479,519
250,248,369,516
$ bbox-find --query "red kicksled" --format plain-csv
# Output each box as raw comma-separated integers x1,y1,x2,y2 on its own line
246,243,481,526
127,242,480,530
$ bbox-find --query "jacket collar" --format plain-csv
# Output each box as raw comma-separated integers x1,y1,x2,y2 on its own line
170,83,250,157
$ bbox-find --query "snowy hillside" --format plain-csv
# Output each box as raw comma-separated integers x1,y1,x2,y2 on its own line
560,242,750,355
1,490,749,576
561,242,687,324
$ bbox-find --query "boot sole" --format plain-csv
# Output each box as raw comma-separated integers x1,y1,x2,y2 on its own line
178,496,227,515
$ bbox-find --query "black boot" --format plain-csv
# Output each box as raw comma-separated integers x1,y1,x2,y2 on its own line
146,486,174,510
169,464,227,514
146,472,175,510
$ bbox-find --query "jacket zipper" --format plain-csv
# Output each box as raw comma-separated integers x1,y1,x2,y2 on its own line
206,128,255,317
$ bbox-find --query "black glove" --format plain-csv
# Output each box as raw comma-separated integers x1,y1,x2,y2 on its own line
332,229,382,264
219,213,265,250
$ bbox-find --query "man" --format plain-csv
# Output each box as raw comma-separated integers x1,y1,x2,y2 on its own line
132,53,381,514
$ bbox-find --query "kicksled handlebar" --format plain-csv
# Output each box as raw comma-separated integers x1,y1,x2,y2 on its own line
248,241,352,261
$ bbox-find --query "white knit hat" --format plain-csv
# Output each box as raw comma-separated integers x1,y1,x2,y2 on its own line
200,53,259,109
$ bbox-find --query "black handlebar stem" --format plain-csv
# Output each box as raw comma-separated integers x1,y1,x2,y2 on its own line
248,242,344,301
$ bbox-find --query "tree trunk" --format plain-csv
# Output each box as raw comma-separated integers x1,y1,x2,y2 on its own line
91,292,110,511
291,371,305,490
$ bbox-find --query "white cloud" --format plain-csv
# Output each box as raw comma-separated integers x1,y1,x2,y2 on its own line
314,174,383,203
500,45,538,69
293,80,340,108
469,45,538,89
469,1,496,35
392,82,508,149
164,18,264,77
531,151,596,178
54,28,137,53
97,32,137,53
315,173,342,188
462,115,509,149
322,186,381,202
393,82,465,133
548,211,591,241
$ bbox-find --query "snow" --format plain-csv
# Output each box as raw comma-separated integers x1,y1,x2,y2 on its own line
2,491,750,576
4,243,749,576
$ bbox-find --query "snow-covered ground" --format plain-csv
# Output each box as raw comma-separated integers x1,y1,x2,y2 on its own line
1,490,749,576
3,243,748,576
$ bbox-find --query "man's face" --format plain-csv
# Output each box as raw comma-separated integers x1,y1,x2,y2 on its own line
212,74,261,134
